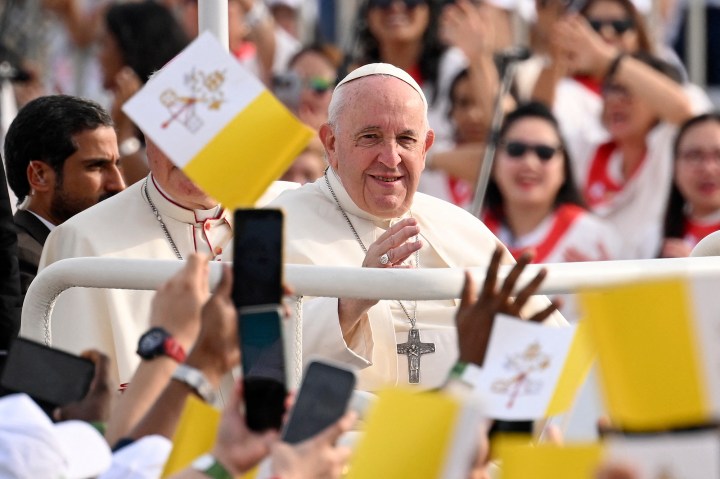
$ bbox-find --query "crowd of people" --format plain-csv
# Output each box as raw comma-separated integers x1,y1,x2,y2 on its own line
1,0,720,477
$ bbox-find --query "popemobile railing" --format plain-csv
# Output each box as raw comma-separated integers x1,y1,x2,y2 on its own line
21,255,720,348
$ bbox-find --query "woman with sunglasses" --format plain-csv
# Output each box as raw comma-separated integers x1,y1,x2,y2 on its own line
482,102,621,267
565,48,697,258
529,0,706,146
283,44,341,131
661,113,720,258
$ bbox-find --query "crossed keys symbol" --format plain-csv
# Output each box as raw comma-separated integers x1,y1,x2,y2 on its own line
159,69,226,132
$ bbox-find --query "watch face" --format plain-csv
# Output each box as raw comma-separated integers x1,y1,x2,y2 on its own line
139,329,165,355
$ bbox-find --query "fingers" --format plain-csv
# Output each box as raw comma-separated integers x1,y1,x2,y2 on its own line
528,299,560,323
80,349,110,391
479,247,503,302
313,411,356,447
214,264,233,298
497,251,533,302
459,271,477,308
375,220,419,253
386,238,423,267
366,218,421,267
512,267,547,307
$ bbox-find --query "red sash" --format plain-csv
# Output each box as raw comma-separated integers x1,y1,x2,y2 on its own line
683,217,720,247
483,205,585,263
573,75,602,96
448,176,473,207
584,142,645,208
406,64,423,87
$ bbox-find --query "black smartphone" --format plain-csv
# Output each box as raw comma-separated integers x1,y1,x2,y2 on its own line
233,208,287,432
0,337,94,408
281,360,356,444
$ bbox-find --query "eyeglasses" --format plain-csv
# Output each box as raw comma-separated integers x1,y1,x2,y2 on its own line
588,18,635,35
273,73,334,95
503,141,561,161
368,0,426,10
678,149,720,166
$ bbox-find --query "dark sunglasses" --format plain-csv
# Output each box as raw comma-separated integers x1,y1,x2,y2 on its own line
588,18,635,35
503,141,561,161
368,0,426,9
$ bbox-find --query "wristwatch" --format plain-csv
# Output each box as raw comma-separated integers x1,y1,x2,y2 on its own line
191,453,233,479
447,361,484,391
171,364,217,404
136,327,186,362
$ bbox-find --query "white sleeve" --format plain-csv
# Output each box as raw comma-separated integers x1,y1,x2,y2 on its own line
98,435,172,479
301,297,374,369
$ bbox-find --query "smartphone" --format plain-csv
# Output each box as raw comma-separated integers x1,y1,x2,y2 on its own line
281,360,356,444
0,337,94,408
233,208,287,432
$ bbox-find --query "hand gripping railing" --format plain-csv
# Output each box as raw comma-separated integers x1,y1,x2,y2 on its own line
21,256,720,345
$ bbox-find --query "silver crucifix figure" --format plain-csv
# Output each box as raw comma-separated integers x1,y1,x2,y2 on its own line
397,328,435,384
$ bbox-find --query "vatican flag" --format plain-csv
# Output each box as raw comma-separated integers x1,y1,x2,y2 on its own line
123,32,314,208
581,276,720,431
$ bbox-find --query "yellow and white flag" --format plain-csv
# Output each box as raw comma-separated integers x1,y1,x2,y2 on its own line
580,276,720,431
347,388,483,479
498,430,720,479
473,315,593,420
123,32,314,208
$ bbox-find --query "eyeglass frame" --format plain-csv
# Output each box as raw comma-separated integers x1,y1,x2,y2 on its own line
500,141,563,161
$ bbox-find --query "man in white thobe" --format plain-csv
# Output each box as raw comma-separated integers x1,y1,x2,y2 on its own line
20,138,294,386
270,63,564,391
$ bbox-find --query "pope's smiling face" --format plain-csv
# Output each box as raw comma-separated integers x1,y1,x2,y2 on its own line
320,75,434,218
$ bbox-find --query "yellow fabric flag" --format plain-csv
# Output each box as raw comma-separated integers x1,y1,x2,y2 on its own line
346,388,482,479
161,395,221,477
546,318,595,416
499,443,604,479
123,32,314,209
580,278,711,431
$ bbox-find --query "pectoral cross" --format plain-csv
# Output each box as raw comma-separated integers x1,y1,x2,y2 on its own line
397,328,435,384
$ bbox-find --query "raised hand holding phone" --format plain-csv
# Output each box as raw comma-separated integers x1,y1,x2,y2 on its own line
233,208,287,432
281,360,356,445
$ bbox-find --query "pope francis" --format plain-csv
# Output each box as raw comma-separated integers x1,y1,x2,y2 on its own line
270,63,565,391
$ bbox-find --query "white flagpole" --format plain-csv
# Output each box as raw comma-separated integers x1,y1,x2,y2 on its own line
198,0,229,52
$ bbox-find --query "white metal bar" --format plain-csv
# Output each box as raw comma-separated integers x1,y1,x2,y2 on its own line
198,0,229,51
21,256,720,342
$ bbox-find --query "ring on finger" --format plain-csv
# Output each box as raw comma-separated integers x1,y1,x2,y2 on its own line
379,252,390,265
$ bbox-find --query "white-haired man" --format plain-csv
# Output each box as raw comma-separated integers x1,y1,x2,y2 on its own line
21,137,294,387
270,63,564,391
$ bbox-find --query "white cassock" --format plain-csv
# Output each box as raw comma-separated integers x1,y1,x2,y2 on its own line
20,174,296,387
269,169,565,392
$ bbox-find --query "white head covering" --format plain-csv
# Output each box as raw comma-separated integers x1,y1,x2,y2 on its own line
334,63,428,111
0,394,112,479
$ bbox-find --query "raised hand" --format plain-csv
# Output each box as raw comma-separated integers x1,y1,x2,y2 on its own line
455,247,558,366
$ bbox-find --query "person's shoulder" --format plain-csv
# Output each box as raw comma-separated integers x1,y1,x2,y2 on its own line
12,210,48,240
257,181,301,206
692,230,720,257
57,181,143,233
413,191,480,221
268,179,324,209
413,191,498,238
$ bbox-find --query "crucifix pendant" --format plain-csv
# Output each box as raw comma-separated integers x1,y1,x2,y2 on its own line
397,328,435,384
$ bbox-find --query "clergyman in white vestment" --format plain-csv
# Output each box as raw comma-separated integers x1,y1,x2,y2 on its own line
270,63,565,392
21,139,296,386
